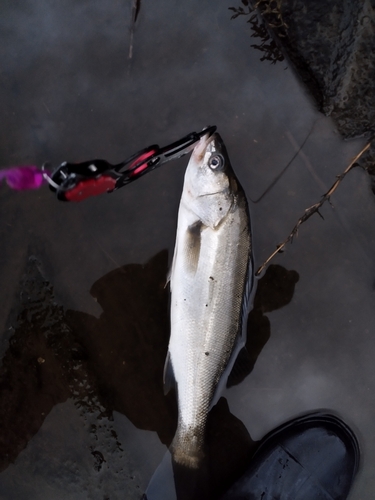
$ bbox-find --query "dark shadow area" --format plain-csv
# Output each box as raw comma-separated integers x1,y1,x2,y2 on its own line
0,250,177,473
65,249,178,446
228,264,299,387
171,401,258,500
206,397,257,499
0,252,299,496
144,397,257,500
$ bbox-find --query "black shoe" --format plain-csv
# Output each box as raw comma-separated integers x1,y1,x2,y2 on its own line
220,411,360,500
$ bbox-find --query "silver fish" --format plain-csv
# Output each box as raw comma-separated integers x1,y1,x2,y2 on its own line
164,131,253,469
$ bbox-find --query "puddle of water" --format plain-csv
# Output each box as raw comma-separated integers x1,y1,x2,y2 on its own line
1,0,375,499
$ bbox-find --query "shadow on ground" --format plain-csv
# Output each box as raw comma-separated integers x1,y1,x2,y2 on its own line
0,251,298,496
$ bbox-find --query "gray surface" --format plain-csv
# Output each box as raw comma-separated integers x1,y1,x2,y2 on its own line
0,0,375,498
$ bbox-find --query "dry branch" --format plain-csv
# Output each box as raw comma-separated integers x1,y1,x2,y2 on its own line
256,141,372,276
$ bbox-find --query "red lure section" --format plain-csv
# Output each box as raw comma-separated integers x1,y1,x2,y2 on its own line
127,149,157,177
64,176,117,202
64,149,157,201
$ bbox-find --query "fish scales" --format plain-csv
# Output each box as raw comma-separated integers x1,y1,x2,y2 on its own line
166,132,252,468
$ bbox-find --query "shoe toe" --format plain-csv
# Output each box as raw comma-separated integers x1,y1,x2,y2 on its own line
221,412,359,500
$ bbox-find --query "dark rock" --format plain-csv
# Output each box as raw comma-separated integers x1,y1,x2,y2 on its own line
252,0,375,140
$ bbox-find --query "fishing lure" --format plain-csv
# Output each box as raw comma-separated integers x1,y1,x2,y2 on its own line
44,126,217,201
0,126,217,201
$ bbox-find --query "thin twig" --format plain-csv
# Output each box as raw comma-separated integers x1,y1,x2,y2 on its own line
255,140,372,276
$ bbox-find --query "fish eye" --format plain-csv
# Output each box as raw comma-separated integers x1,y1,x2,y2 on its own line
208,154,224,170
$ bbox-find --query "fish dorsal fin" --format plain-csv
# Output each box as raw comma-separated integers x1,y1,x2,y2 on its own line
239,256,254,341
163,351,176,395
226,346,254,388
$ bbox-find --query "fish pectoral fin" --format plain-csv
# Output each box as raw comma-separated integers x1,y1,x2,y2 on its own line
227,346,254,388
184,220,204,274
165,272,171,289
167,236,178,291
163,351,176,395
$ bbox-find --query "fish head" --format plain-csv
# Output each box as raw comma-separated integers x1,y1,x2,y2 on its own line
182,132,237,228
188,132,231,196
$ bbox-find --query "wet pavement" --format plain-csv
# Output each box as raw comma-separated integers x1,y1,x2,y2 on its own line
1,0,375,498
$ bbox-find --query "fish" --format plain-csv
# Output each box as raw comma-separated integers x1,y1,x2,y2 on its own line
164,130,253,469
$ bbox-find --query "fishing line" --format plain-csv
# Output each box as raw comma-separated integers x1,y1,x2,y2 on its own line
250,119,318,203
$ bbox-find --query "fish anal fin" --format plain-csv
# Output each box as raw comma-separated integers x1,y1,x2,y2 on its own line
163,351,176,395
226,346,254,388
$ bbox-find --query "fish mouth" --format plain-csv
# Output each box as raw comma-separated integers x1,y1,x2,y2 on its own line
201,125,217,138
193,128,222,161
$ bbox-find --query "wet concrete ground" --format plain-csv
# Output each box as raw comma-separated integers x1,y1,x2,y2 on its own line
1,0,375,498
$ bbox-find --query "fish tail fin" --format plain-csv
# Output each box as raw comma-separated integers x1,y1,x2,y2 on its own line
171,425,205,469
